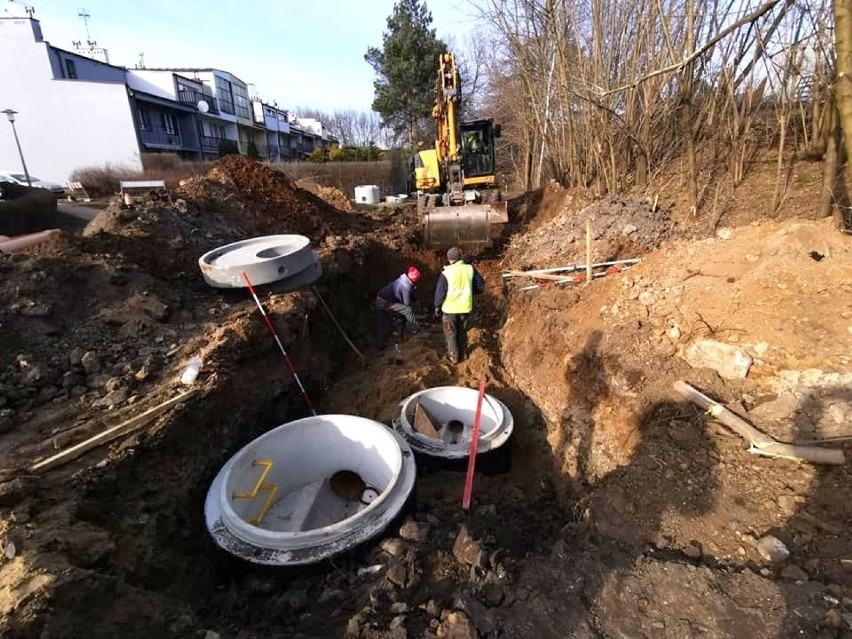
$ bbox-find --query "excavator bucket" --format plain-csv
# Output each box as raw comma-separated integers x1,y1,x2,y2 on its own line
423,201,509,249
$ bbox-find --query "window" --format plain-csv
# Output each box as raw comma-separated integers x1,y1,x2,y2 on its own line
138,109,151,131
232,84,250,119
210,124,226,139
160,113,177,135
216,78,234,115
64,59,77,79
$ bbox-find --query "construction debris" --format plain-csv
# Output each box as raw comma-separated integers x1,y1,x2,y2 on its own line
673,381,845,465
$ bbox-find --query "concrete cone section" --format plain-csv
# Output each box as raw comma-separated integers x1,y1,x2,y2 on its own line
199,234,319,288
396,386,514,459
205,415,416,565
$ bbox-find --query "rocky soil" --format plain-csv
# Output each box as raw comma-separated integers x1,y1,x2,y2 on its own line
0,157,849,638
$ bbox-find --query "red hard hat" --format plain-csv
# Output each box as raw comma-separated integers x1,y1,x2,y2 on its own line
407,266,421,283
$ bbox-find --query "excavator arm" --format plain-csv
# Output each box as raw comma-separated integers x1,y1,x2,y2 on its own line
414,52,507,249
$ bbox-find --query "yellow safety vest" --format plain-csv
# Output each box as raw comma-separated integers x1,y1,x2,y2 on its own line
441,261,474,314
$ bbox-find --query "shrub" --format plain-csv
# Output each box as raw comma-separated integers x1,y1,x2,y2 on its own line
69,163,142,197
140,153,182,171
70,158,213,198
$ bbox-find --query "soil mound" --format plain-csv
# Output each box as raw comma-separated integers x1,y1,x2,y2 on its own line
296,179,355,212
506,195,675,268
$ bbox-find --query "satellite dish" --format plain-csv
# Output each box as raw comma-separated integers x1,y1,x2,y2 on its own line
197,100,209,114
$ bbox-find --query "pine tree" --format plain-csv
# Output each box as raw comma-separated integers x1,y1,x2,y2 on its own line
365,0,446,146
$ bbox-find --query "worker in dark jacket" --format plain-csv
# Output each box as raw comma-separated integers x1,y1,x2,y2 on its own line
434,247,485,363
375,266,421,349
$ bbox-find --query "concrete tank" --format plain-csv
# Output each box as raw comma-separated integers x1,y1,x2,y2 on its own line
395,386,513,460
199,234,317,289
205,414,416,565
354,185,380,205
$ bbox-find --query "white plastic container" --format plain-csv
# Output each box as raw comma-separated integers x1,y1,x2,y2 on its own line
354,185,380,205
180,356,203,385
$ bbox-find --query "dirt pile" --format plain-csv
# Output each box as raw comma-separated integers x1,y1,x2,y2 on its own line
505,195,675,269
77,157,407,277
500,216,852,583
177,155,351,236
296,179,355,212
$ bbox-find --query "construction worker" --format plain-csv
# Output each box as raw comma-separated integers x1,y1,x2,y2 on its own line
434,247,485,363
465,131,483,153
375,266,421,349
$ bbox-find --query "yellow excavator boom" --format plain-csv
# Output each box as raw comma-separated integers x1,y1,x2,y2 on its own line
414,51,507,249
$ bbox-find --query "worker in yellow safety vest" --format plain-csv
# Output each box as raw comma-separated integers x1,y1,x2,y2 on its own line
433,247,485,363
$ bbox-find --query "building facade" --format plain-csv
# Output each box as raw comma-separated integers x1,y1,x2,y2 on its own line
0,15,142,183
0,11,337,183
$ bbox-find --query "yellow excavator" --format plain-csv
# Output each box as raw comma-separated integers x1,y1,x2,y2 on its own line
412,52,508,249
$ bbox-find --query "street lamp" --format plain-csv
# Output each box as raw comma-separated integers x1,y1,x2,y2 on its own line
2,109,32,187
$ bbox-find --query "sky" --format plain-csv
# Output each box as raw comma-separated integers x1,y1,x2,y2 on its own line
21,0,478,112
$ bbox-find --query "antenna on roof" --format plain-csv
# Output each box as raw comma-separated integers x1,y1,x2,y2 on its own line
72,8,110,64
137,52,145,69
77,7,91,42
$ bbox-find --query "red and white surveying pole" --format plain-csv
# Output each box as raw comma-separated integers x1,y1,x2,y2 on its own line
241,272,316,415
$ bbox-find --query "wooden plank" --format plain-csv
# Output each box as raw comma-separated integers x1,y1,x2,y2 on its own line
414,403,442,439
30,389,198,473
585,219,592,286
673,381,845,465
503,270,577,282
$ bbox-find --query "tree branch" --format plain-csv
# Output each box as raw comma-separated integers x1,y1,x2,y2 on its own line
599,0,789,97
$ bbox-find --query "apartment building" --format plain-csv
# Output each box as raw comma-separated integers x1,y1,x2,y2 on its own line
0,10,337,183
0,14,142,182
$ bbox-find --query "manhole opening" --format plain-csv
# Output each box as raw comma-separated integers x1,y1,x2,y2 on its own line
329,470,366,501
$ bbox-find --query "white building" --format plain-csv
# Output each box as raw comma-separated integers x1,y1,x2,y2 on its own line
0,13,142,183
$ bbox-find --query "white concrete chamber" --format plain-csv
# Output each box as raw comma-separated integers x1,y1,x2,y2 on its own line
395,386,514,459
205,414,416,565
199,234,317,288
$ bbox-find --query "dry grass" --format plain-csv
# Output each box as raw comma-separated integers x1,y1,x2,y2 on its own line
70,153,212,197
72,152,411,200
276,161,396,198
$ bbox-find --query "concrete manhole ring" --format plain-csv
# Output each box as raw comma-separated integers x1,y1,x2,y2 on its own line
205,414,416,565
199,234,315,288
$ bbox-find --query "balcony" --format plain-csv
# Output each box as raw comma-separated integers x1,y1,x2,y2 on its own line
200,135,229,152
178,89,219,114
140,126,184,149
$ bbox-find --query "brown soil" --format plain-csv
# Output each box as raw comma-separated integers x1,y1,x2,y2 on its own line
296,179,356,212
0,156,849,638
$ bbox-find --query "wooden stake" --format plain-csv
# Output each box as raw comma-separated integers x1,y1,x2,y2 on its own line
585,219,592,285
31,389,199,473
673,381,844,465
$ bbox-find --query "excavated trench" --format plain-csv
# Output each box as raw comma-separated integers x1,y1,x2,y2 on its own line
5,237,568,638
6,212,828,638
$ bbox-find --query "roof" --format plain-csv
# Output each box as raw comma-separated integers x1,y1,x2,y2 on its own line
129,90,197,112
47,43,127,72
143,67,249,86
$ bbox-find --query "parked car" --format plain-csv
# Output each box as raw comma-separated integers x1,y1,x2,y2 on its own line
0,171,65,195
